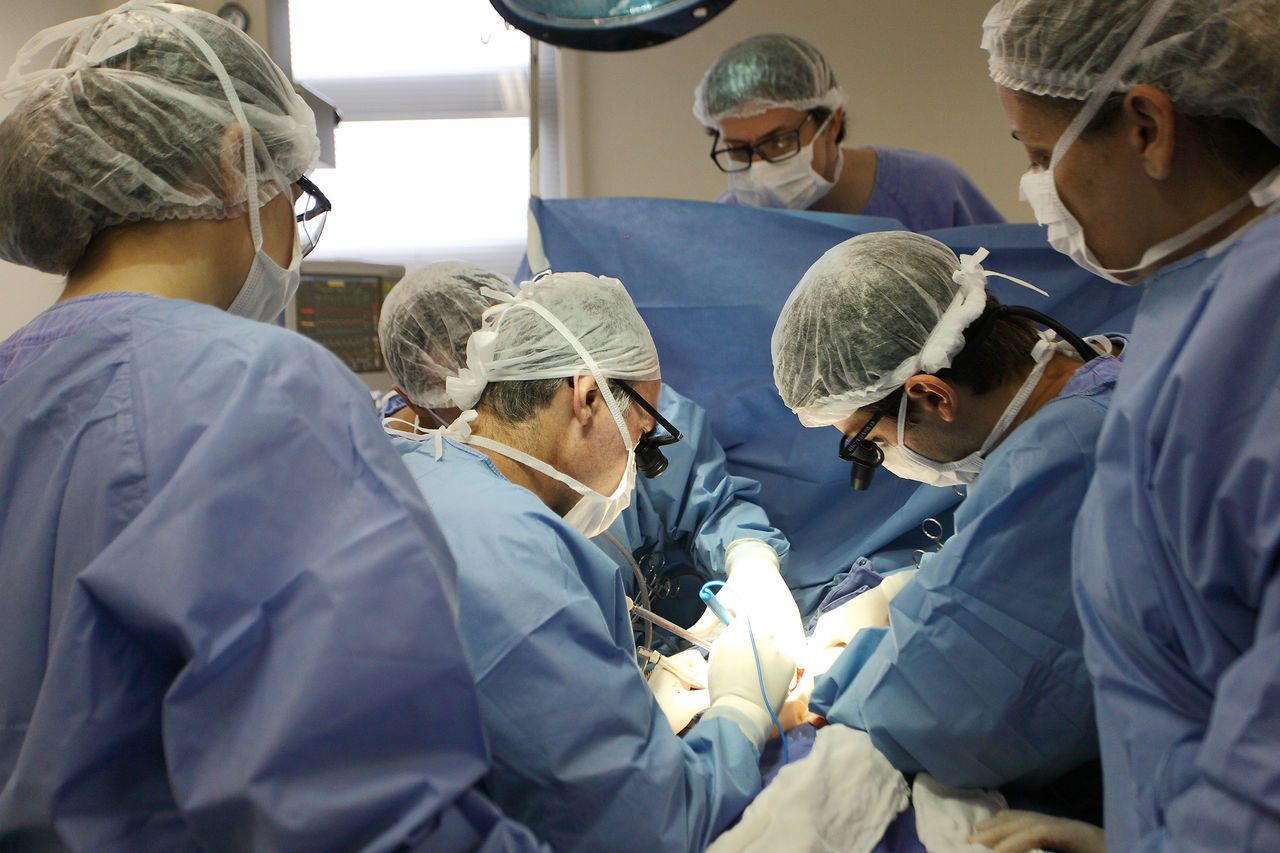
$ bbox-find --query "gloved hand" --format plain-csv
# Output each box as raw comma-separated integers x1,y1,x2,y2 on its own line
810,585,890,651
702,619,796,748
876,568,917,603
689,539,803,659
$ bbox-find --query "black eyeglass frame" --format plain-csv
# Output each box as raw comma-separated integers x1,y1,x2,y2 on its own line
708,113,815,174
613,380,684,478
294,175,331,258
838,408,886,491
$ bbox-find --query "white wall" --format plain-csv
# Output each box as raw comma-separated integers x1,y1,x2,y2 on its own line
556,0,1027,221
0,0,98,340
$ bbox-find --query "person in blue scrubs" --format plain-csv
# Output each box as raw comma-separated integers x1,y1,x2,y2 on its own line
0,6,543,851
376,262,791,635
984,1,1280,849
771,231,1120,796
692,34,1005,229
384,271,796,853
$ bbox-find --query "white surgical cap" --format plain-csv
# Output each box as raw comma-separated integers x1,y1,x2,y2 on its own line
692,33,848,127
379,262,517,409
0,1,318,274
446,272,661,412
982,0,1280,147
772,232,989,427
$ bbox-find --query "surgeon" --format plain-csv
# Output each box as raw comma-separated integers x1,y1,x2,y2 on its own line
377,262,794,642
771,231,1121,798
386,271,796,853
692,33,1005,230
982,0,1280,849
0,4,544,850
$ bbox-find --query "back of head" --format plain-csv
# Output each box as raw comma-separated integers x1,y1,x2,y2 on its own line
692,33,847,127
0,1,319,274
379,262,516,409
447,271,661,413
772,231,987,427
982,0,1280,146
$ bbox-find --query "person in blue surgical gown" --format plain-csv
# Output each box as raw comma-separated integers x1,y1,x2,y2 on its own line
983,1,1280,849
377,262,791,636
384,271,797,853
692,33,1005,229
0,5,544,851
771,231,1120,798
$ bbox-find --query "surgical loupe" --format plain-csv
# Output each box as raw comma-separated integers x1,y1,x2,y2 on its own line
615,380,683,478
838,408,886,491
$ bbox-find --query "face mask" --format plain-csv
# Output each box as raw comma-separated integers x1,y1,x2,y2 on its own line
227,222,302,322
882,338,1055,486
728,117,841,210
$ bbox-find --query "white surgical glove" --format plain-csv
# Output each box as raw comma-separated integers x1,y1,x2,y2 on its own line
810,585,891,651
702,619,795,748
877,568,917,603
689,539,803,659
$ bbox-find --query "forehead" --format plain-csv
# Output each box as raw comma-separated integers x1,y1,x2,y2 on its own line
717,106,808,142
997,85,1073,147
834,408,882,437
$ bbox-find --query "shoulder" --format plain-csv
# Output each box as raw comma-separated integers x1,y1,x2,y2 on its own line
873,147,970,181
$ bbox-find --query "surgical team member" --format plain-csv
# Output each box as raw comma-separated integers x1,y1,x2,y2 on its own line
983,0,1280,849
377,262,794,636
692,33,1005,229
385,272,795,853
0,4,542,850
771,231,1120,795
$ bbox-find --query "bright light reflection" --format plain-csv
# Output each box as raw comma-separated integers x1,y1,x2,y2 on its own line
290,0,529,79
306,118,529,264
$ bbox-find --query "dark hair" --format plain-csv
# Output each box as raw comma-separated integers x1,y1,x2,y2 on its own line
478,378,632,425
875,293,1040,421
810,107,847,145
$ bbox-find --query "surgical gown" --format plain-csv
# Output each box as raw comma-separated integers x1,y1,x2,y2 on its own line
1073,210,1280,852
596,383,789,594
718,147,1006,231
811,352,1121,789
0,293,544,852
391,435,765,853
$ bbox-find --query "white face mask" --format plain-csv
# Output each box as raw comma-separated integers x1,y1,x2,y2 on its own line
882,338,1055,487
728,117,841,210
227,222,302,322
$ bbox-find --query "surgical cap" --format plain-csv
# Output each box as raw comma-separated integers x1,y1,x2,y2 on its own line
0,1,319,274
692,33,848,127
982,0,1280,147
379,262,517,409
446,272,661,412
772,232,988,427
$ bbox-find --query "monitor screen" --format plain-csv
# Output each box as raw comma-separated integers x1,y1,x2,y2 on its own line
289,261,406,390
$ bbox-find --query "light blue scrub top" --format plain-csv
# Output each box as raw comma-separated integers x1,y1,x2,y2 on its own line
391,435,764,853
718,146,1006,231
0,294,544,852
1074,210,1280,852
811,351,1121,789
596,383,789,587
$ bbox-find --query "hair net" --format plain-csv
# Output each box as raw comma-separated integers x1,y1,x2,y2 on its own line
0,1,319,274
379,262,517,409
692,33,848,127
772,232,991,427
446,272,661,412
982,0,1280,147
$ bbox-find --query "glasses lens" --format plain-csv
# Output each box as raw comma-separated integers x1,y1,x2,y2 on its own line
756,134,802,163
297,208,327,258
294,179,329,258
711,146,751,173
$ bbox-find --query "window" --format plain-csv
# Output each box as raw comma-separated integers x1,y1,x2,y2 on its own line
288,0,558,278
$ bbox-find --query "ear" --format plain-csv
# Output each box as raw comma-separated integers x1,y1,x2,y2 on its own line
826,106,844,140
1123,85,1177,181
569,375,598,427
216,124,249,208
903,374,959,423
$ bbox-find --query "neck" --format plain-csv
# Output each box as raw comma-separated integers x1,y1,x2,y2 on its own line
1003,352,1083,437
470,409,577,515
61,217,256,308
811,146,875,214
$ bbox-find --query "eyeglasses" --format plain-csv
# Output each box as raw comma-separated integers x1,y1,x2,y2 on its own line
613,380,684,478
709,114,814,173
294,175,331,258
838,409,886,491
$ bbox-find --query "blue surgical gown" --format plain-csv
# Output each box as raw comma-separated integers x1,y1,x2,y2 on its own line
1073,210,1280,852
596,383,789,590
811,352,1121,789
718,147,1006,231
391,435,764,853
0,293,544,852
